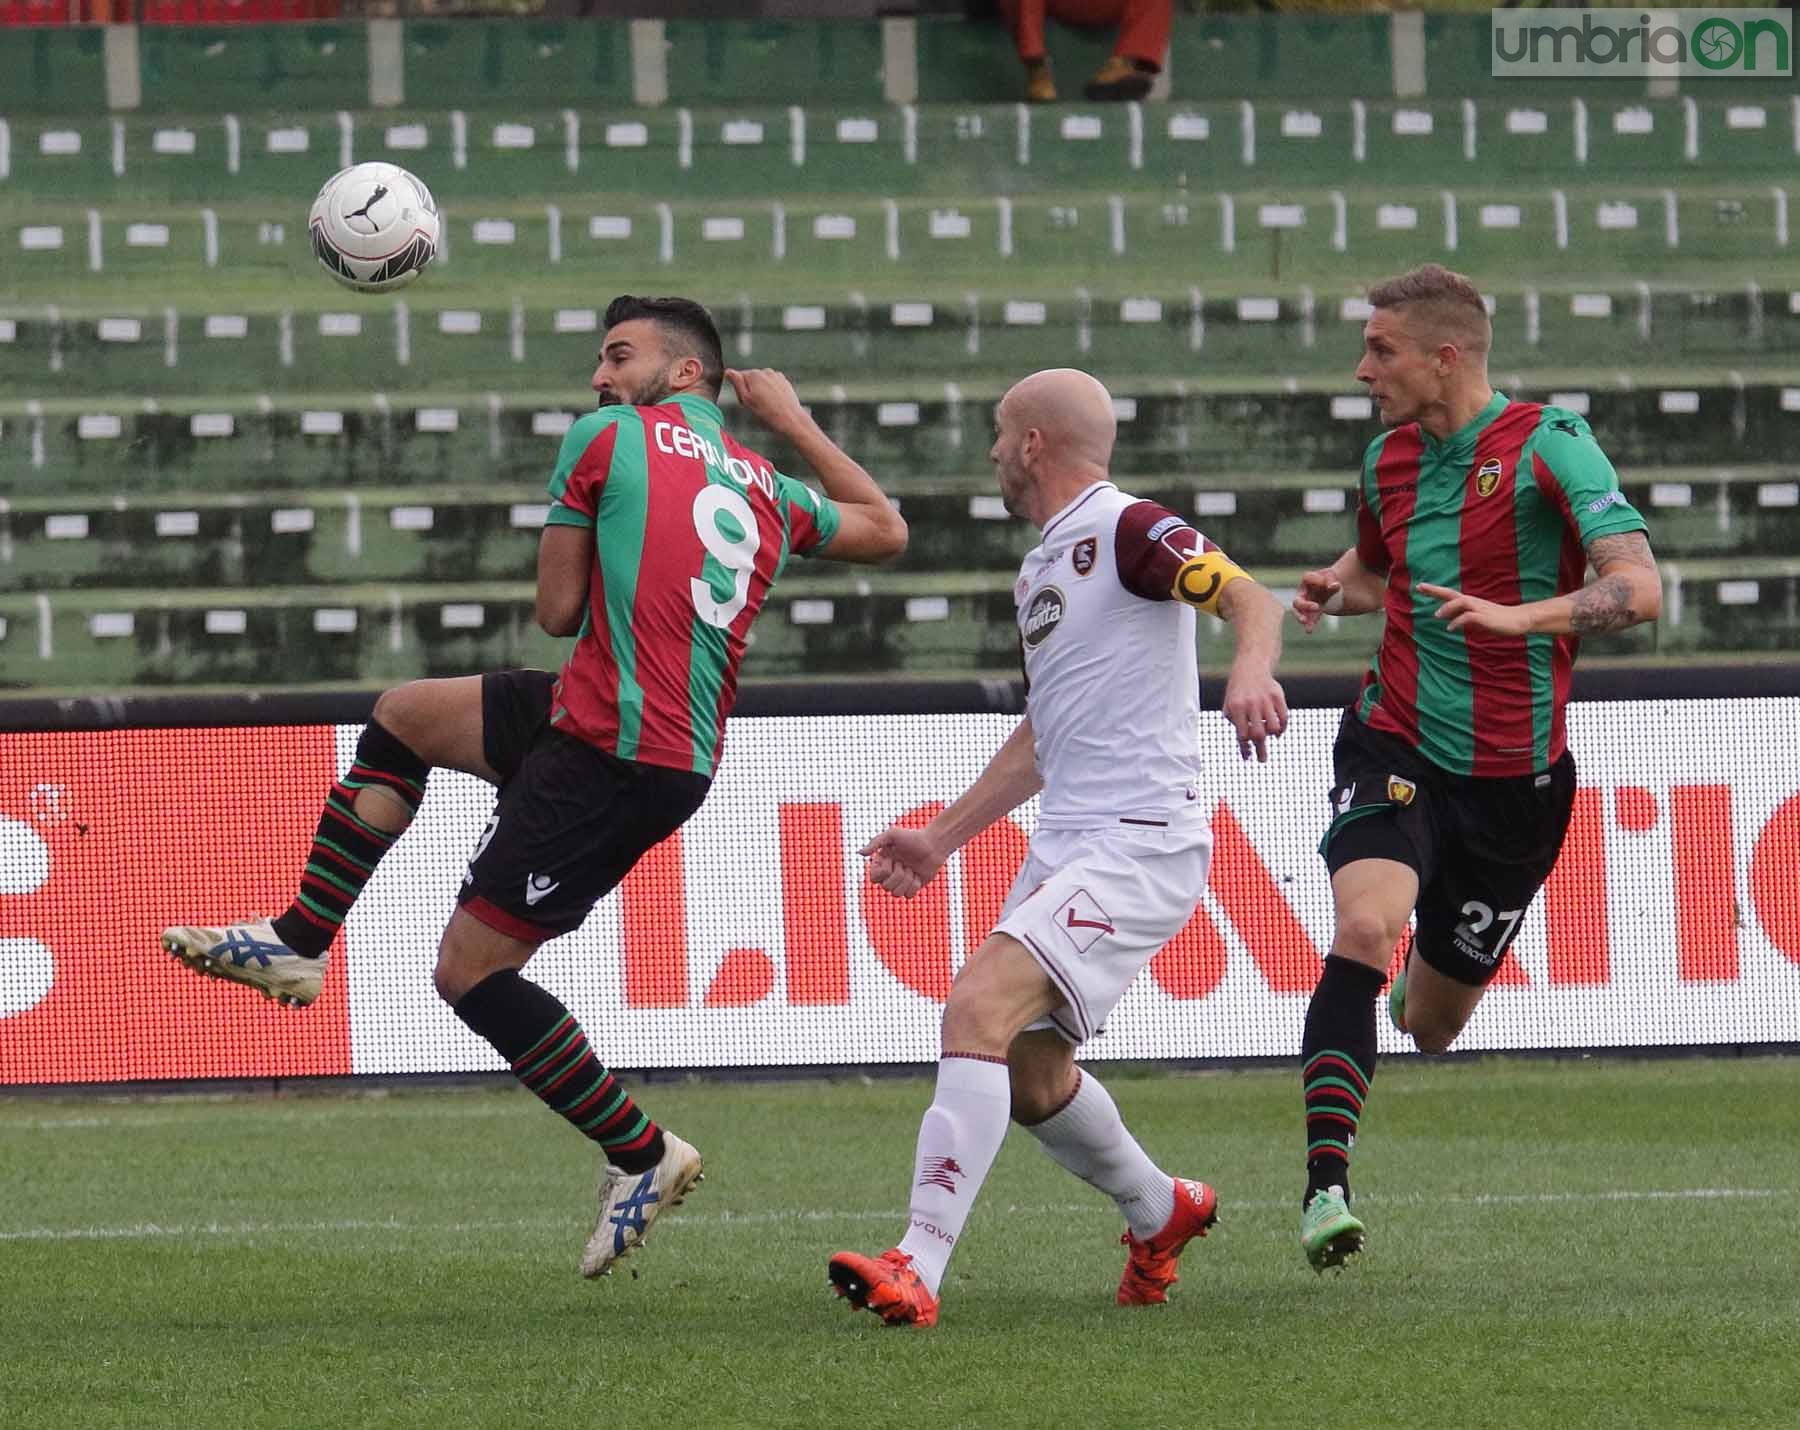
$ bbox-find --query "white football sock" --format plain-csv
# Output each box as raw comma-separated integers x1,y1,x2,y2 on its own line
895,1055,1012,1296
1025,1070,1174,1240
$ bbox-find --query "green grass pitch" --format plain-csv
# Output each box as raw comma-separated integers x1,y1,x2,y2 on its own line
3,1056,1796,1428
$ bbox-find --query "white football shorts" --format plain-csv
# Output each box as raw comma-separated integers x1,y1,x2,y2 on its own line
992,822,1213,1045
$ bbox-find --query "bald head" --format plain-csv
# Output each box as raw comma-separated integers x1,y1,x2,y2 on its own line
989,367,1120,526
1000,368,1117,470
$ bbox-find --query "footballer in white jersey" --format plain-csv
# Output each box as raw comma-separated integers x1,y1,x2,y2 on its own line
833,368,1288,1329
1002,478,1265,1040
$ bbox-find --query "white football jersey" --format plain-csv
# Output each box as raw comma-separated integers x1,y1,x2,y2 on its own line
1016,481,1222,830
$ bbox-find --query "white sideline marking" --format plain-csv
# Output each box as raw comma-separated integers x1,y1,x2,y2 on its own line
0,1188,1780,1245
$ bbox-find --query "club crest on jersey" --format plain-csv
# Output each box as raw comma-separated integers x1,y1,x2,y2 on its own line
1071,537,1097,576
1021,586,1066,648
1474,458,1504,498
1387,776,1417,807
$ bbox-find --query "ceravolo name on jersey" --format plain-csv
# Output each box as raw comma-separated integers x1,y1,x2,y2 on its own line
1022,585,1067,647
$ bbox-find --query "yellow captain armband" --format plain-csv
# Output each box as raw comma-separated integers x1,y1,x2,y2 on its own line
1171,551,1249,614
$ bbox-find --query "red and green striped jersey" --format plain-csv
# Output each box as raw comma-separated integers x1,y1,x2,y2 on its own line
1351,394,1648,777
543,393,840,777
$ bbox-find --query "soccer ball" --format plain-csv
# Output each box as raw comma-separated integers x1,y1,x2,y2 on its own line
308,161,440,294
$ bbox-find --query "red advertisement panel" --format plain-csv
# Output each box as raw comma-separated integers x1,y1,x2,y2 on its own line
0,726,350,1082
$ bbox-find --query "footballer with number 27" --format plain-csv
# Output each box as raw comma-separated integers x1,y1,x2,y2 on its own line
1291,263,1663,1274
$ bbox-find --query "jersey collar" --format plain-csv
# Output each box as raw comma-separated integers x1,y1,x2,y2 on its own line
1422,390,1508,456
664,391,724,424
1040,480,1116,540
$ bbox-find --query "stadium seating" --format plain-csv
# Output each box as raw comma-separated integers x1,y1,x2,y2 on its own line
5,280,1798,398
19,548,1800,689
6,381,1799,498
4,14,1799,692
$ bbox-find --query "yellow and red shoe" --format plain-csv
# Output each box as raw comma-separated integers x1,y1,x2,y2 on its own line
827,1248,940,1328
1117,1177,1219,1306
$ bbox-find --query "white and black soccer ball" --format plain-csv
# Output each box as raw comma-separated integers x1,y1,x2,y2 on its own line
308,161,440,294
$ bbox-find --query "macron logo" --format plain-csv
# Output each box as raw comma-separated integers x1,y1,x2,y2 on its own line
524,873,560,907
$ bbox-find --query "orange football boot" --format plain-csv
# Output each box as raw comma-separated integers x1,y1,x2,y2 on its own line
1117,1177,1219,1306
827,1248,941,1328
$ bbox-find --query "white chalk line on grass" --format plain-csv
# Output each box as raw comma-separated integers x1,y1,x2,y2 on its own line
2,1102,534,1133
0,1187,1781,1245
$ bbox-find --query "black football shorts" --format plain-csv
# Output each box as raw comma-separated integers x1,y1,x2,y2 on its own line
457,669,711,942
1320,711,1576,986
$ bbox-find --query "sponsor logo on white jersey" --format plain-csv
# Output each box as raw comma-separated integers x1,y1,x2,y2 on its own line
1021,586,1066,647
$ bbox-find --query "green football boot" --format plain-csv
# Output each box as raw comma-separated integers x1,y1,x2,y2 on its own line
1388,966,1408,1034
1301,1185,1366,1273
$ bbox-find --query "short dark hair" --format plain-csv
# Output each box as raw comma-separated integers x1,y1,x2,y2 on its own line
1366,263,1491,357
603,295,725,396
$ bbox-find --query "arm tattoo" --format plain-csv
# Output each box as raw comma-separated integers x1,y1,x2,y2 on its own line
1569,572,1640,633
1572,530,1659,634
1585,530,1656,572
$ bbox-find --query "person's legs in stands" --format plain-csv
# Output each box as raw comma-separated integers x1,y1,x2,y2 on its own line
997,0,1059,101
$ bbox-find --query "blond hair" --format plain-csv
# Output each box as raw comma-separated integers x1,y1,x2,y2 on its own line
1367,263,1491,358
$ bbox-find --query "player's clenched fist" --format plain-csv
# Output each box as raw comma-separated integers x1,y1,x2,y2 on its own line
724,367,809,434
859,825,946,900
